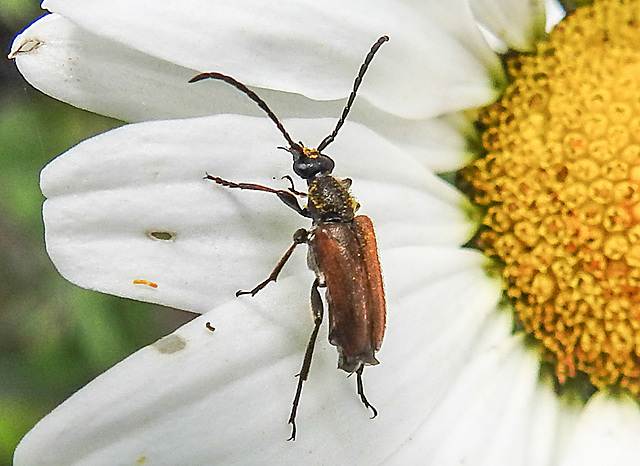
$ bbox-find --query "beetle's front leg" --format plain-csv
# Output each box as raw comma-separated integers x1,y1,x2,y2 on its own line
204,173,311,218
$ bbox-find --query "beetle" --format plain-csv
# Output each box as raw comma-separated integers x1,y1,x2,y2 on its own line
189,35,388,440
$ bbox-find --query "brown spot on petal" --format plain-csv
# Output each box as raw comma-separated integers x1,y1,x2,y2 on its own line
153,334,186,354
147,231,176,241
8,39,43,59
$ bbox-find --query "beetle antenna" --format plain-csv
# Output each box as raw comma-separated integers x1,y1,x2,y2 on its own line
317,35,389,152
189,72,297,148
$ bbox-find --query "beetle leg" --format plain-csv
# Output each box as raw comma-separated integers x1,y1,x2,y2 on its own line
204,173,311,218
355,365,378,418
288,277,324,441
236,229,308,297
281,174,308,197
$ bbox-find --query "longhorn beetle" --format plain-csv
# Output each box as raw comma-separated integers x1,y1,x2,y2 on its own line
190,35,388,440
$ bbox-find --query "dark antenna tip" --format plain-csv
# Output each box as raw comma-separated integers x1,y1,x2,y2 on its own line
317,35,389,152
188,74,208,84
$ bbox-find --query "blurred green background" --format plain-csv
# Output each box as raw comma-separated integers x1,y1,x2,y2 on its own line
0,3,195,464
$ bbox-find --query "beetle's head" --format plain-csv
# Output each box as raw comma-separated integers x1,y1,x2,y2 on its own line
281,143,335,181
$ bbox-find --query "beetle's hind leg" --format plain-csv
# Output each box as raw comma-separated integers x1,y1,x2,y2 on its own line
236,229,308,297
288,277,324,441
355,365,378,418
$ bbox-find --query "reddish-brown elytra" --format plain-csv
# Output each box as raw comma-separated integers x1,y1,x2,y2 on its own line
189,35,388,440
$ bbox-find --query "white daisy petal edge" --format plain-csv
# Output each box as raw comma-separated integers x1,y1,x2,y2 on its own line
387,309,560,466
10,15,474,172
469,0,547,51
10,13,281,123
545,0,566,32
14,245,501,465
27,0,503,120
404,0,506,83
560,392,640,465
41,114,473,313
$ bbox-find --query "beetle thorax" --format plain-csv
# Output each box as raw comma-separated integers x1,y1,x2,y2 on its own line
307,174,359,222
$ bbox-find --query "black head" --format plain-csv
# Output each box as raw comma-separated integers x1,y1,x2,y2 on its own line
281,143,335,181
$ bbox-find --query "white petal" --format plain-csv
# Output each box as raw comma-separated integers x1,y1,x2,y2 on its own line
545,0,566,32
469,0,547,51
10,13,341,123
11,14,476,165
10,14,272,122
366,251,559,465
525,379,564,466
42,115,470,313
560,392,640,465
356,113,474,173
391,309,558,465
39,0,499,118
402,0,506,86
14,246,493,464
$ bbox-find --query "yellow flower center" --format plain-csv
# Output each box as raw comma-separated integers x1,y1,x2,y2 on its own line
461,0,640,395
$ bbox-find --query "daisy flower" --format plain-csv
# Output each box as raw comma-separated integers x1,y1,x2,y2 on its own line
9,0,640,464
